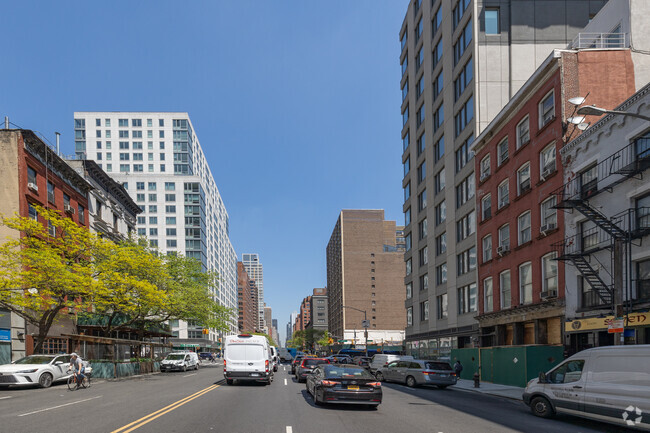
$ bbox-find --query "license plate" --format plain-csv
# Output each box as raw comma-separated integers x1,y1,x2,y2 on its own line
440,374,447,378
250,373,259,377
347,385,359,390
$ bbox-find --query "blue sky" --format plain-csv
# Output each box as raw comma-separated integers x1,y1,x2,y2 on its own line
2,1,407,344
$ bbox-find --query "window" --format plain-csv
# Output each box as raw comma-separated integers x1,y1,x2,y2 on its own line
516,116,530,148
482,234,492,262
485,9,500,34
480,154,490,181
403,105,409,126
137,228,146,236
418,189,427,212
436,232,446,256
580,165,598,199
47,181,55,203
542,253,558,294
407,307,413,326
434,136,444,162
419,273,429,291
405,233,412,251
27,166,37,186
433,70,443,101
406,258,412,276
119,130,129,138
453,0,471,29
548,360,585,384
457,247,477,276
497,137,509,166
96,130,101,138
453,19,472,65
137,216,146,224
149,216,158,224
404,156,410,177
406,282,412,299
420,301,429,321
136,193,145,202
166,217,176,225
636,193,650,231
519,262,533,304
106,164,112,172
48,220,56,237
498,180,509,209
541,197,557,230
404,182,411,201
119,141,129,150
456,210,475,242
133,153,143,161
433,104,444,132
132,141,143,150
435,168,445,193
167,239,177,248
132,119,142,127
402,79,408,102
539,91,555,128
418,218,427,240
435,200,446,225
159,130,165,138
437,293,448,319
165,205,176,213
136,182,145,190
416,48,423,72
498,224,510,249
454,95,474,137
417,105,425,128
401,30,407,51
454,57,473,101
417,161,426,184
165,194,176,202
132,131,143,139
517,163,531,195
500,270,511,308
481,194,491,220
455,173,475,208
149,228,158,236
28,203,38,221
149,205,157,213
419,247,428,266
415,77,425,101
458,283,477,314
415,18,423,42
484,277,494,313
402,55,408,76
432,6,442,37
159,119,165,127
148,193,157,202
405,207,411,226
433,38,443,69
163,182,175,191
166,228,177,236
581,220,598,251
403,131,410,152
518,211,531,245
540,143,556,177
417,132,425,156
436,263,447,285
119,153,130,161
455,137,474,172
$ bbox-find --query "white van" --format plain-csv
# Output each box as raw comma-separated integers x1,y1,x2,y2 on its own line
369,354,414,374
160,351,199,372
523,345,650,430
223,334,273,385
269,347,279,372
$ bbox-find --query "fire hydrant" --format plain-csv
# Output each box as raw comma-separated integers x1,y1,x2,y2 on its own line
473,372,480,388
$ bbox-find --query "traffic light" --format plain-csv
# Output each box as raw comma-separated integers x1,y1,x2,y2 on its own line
202,328,209,335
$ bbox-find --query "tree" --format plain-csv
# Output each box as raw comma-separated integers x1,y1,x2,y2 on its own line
251,332,277,347
317,330,331,348
287,330,305,349
0,206,97,354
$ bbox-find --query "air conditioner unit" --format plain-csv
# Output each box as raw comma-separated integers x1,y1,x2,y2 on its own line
542,167,554,179
540,290,558,299
27,182,38,191
540,222,557,234
520,179,531,193
64,204,75,214
497,245,510,256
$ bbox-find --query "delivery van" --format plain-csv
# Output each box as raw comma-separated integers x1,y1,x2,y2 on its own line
523,345,650,430
223,334,273,385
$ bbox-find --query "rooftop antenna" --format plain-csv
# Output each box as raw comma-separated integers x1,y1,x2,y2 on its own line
55,132,61,156
4,116,8,129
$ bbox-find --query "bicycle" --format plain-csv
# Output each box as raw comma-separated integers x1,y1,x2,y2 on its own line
67,370,91,391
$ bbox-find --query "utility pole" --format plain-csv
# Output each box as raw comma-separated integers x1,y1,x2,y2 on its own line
342,305,369,357
613,239,625,345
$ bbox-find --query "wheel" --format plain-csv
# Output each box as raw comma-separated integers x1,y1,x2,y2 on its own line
436,385,448,389
375,372,384,382
530,396,554,418
67,375,76,391
406,376,417,388
226,379,234,385
182,365,187,372
84,375,91,389
195,363,199,370
314,388,323,406
39,372,53,388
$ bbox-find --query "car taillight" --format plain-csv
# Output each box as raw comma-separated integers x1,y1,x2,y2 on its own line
321,380,337,387
265,359,269,372
368,382,381,387
451,372,456,376
424,372,436,375
223,360,227,373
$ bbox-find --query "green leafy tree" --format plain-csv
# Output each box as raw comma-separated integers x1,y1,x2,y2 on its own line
251,332,277,347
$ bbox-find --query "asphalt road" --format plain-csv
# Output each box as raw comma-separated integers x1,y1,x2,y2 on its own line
0,363,633,433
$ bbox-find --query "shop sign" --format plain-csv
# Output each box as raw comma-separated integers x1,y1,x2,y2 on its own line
608,318,625,334
566,313,648,332
0,328,10,342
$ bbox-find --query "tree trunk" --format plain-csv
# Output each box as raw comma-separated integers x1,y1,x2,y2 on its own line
33,307,63,354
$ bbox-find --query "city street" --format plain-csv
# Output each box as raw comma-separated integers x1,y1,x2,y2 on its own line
0,364,632,433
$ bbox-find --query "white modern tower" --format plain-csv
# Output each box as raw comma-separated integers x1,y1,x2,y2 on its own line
73,112,238,340
241,253,264,329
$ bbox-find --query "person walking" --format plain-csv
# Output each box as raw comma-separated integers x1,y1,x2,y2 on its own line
454,360,463,378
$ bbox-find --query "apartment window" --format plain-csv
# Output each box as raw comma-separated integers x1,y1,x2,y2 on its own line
403,106,409,126
133,141,143,150
166,217,176,225
166,228,177,237
132,131,143,139
518,211,531,245
167,239,177,248
435,168,445,193
28,203,38,221
160,164,166,172
119,141,129,150
458,283,477,314
436,263,447,285
517,163,531,195
404,156,410,177
407,307,413,326
434,136,444,162
481,194,491,220
432,38,443,70
149,217,158,224
433,103,444,132
401,30,407,51
405,207,411,226
455,137,474,172
416,76,424,100
540,143,556,177
106,164,112,172
480,154,490,181
435,200,446,225
484,277,494,313
165,205,176,213
406,258,412,276
136,182,145,190
402,55,408,76
403,131,410,152
418,189,427,212
48,220,56,237
453,0,471,29
453,19,473,65
119,130,129,139
148,131,153,139
133,153,143,161
417,105,425,128
437,293,448,319
519,262,533,304
454,57,473,101
148,205,158,214
137,216,146,224
482,234,492,262
165,193,176,202
542,253,558,294
432,6,442,37
436,232,446,256
416,48,424,72
415,18,423,42
106,141,112,149
406,282,412,300
417,132,426,156
498,180,509,209
485,9,500,34
159,119,165,127
402,79,409,102
417,161,426,184
636,193,650,230
541,197,557,230
47,181,55,203
136,194,145,202
149,228,158,236
96,130,101,138
148,193,157,202
159,130,165,138
418,218,427,240
580,164,598,199
119,153,130,161
497,137,509,166
405,233,412,251
420,301,429,321
498,224,510,249
419,273,429,291
97,152,103,161
27,166,37,186
106,152,112,160
132,119,142,127
456,210,475,242
454,95,474,137
455,174,475,208
516,116,530,148
404,182,411,201
457,246,476,276
433,70,443,101
500,270,511,308
539,91,555,128
137,228,146,236
419,247,429,266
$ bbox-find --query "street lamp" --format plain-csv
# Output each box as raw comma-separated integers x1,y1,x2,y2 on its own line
576,104,650,122
342,305,368,357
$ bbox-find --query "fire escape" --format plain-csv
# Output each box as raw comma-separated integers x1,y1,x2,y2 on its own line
552,137,650,308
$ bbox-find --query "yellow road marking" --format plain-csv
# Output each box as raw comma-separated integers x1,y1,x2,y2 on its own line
111,384,219,433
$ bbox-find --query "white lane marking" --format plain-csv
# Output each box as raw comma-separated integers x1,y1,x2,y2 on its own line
286,427,293,433
182,373,197,378
0,396,11,400
284,378,287,386
18,395,102,417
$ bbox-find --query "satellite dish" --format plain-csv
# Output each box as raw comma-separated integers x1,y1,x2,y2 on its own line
567,116,586,125
577,123,590,131
568,96,586,106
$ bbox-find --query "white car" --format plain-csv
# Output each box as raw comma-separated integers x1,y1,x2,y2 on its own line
0,354,88,388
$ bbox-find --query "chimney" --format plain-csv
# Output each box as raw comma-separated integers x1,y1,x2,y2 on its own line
4,116,8,129
55,132,60,156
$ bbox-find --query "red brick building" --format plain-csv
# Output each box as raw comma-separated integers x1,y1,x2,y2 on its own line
471,50,636,347
297,295,312,332
237,262,259,333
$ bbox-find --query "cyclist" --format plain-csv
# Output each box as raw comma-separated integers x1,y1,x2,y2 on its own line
69,352,85,388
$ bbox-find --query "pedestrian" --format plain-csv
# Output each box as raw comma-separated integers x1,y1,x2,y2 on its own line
454,360,463,378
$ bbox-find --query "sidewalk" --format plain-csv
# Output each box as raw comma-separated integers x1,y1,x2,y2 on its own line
453,378,524,401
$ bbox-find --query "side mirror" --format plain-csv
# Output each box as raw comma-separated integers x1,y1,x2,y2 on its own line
538,371,547,383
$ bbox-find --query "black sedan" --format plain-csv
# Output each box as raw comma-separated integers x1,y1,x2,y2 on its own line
306,364,382,408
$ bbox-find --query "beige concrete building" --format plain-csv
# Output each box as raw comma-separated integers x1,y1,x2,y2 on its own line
326,210,406,345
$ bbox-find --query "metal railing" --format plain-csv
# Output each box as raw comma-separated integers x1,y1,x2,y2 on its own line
571,32,628,49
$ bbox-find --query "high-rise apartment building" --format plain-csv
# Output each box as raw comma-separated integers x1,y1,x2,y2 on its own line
73,112,238,342
237,262,258,333
399,0,606,356
242,253,264,330
326,210,406,345
264,306,273,335
308,288,329,331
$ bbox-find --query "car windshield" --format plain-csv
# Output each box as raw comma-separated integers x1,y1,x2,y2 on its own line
425,362,452,371
13,355,54,365
304,359,329,367
166,354,185,360
324,366,375,379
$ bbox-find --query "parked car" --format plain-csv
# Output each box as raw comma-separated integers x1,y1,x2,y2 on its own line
160,352,200,372
523,345,650,430
353,356,372,368
295,358,330,383
375,360,457,388
368,354,413,374
291,355,305,374
0,354,92,388
223,334,273,385
306,364,382,408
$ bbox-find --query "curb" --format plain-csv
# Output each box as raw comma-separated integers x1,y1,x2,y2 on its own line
453,385,523,402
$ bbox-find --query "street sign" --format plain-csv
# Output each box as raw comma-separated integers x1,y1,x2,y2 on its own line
608,318,625,333
362,320,370,328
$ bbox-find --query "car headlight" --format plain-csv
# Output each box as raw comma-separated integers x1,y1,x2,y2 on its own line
16,369,38,374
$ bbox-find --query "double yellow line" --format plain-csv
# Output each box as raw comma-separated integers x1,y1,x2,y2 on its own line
111,383,220,433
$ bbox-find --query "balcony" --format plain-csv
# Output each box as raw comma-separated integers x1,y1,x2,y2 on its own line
571,32,628,49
